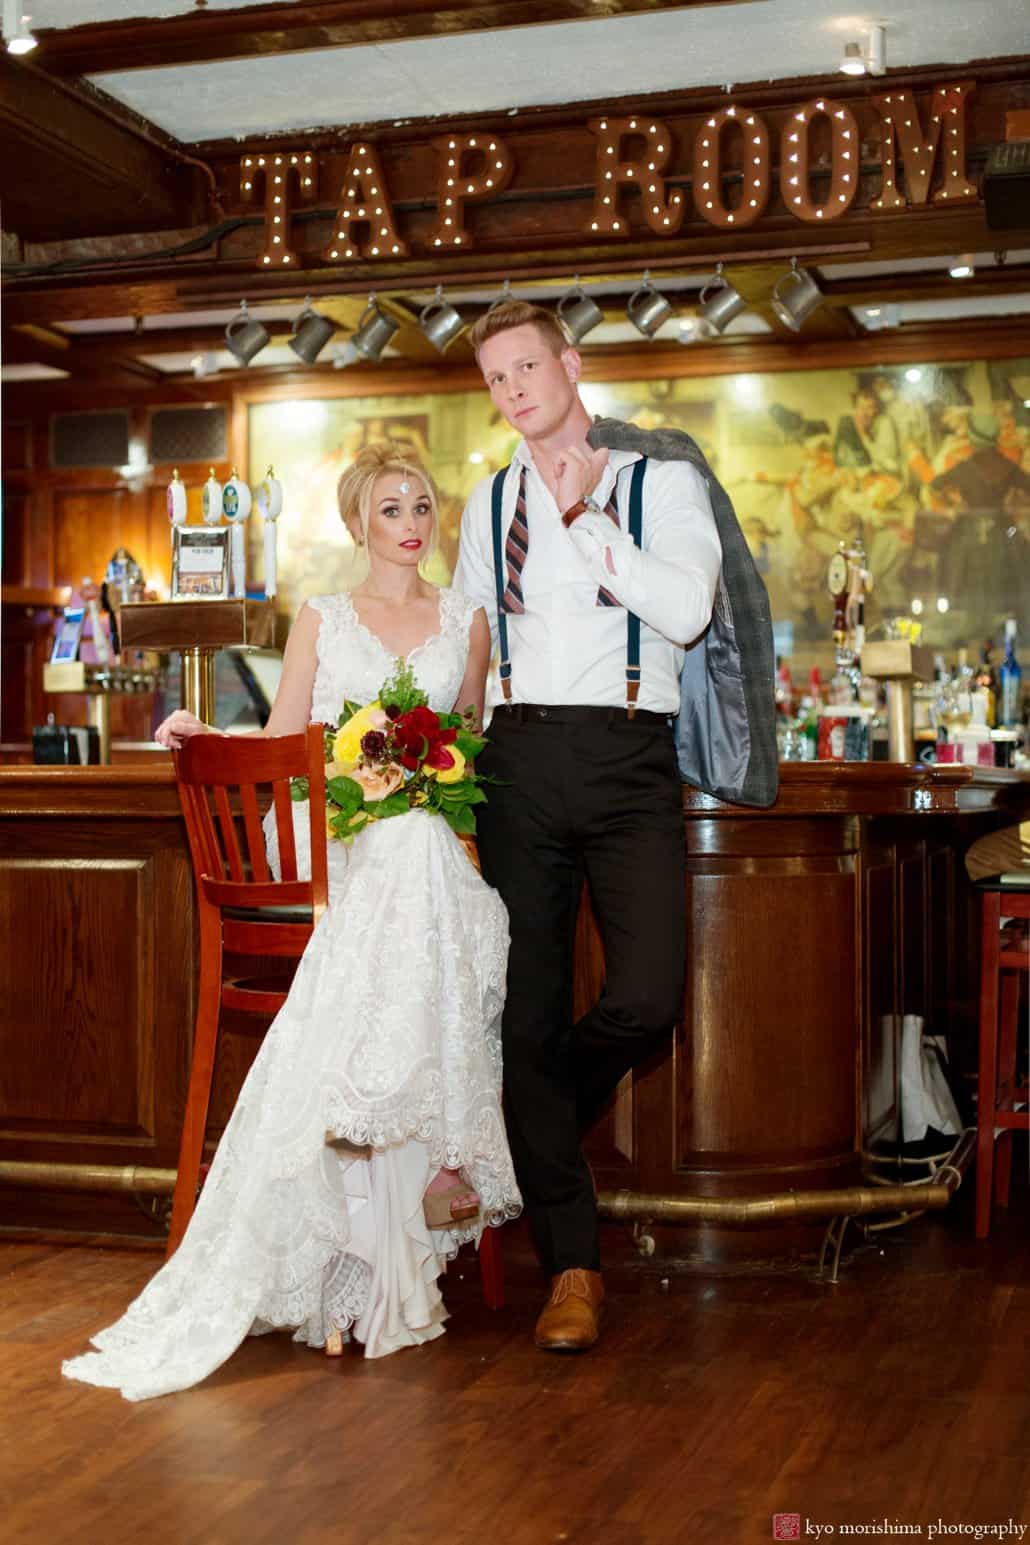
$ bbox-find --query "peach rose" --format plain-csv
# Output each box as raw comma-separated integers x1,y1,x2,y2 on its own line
350,761,406,802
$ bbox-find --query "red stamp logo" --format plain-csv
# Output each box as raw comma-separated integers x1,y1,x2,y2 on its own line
773,1516,801,1541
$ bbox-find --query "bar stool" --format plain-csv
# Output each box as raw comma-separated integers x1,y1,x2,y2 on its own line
974,878,1030,1239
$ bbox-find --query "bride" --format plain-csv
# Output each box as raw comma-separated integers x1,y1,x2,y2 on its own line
62,442,521,1401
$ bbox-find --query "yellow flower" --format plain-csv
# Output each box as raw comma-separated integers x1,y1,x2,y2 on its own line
333,702,384,765
431,745,466,784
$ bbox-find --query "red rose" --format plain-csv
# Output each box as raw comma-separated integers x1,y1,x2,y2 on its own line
392,705,457,771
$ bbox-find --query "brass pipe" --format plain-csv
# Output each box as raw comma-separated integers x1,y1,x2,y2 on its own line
87,692,112,765
1,1132,975,1224
884,678,915,764
598,1131,974,1228
180,646,216,723
0,1160,176,1196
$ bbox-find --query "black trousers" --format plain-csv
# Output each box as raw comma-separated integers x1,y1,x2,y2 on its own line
475,708,686,1275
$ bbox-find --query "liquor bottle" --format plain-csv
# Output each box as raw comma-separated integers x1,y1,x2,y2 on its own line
974,643,997,728
801,668,823,760
775,658,795,718
999,619,1022,728
953,647,974,723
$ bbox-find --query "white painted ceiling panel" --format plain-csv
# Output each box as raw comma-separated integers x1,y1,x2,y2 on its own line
64,0,1030,143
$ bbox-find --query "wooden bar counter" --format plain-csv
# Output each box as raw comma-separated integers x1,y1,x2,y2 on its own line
1,760,1027,1249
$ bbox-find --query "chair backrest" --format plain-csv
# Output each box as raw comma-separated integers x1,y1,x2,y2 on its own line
174,727,328,922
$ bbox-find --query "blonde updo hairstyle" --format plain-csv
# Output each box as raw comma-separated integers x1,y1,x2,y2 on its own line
336,441,441,570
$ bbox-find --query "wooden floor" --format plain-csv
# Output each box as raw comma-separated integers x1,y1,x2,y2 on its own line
3,1165,1029,1545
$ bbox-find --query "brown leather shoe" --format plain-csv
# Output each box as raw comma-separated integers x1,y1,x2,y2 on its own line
534,1268,604,1352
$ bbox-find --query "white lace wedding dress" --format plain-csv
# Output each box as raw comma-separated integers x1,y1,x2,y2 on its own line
63,585,521,1402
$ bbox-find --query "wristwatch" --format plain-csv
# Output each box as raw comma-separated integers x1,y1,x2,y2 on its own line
561,495,603,529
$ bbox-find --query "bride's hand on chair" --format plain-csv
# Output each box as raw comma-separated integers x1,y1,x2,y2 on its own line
155,709,221,749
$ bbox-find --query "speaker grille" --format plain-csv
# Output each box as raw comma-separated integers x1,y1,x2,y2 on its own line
51,410,129,469
150,405,227,465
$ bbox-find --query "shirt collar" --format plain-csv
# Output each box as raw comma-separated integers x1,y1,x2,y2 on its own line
511,439,641,473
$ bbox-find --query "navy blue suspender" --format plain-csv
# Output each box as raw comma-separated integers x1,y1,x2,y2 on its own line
489,468,513,700
489,457,647,714
624,457,646,714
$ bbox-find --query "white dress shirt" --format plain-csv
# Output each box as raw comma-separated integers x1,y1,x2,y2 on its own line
454,441,722,713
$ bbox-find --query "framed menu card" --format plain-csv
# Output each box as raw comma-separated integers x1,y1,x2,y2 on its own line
171,527,230,599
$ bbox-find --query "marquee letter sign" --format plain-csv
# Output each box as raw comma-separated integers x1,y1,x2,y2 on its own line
324,142,407,262
871,81,977,210
693,106,770,229
239,79,979,268
240,150,316,267
585,116,684,236
427,133,513,248
780,97,859,222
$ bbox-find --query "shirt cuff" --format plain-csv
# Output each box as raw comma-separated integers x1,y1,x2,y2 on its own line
565,510,622,578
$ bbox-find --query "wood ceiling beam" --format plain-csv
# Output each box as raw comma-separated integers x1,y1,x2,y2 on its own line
35,0,749,75
0,55,203,243
1,324,165,387
820,266,1030,306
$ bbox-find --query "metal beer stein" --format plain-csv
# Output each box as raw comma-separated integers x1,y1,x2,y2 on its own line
418,286,465,352
626,272,672,339
556,281,604,344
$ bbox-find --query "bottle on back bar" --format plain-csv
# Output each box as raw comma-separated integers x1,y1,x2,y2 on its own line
973,642,997,728
999,619,1022,728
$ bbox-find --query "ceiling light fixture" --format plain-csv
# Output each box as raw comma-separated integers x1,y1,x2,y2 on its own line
948,254,975,279
861,303,901,331
839,24,886,78
2,0,36,54
678,317,715,345
332,341,359,370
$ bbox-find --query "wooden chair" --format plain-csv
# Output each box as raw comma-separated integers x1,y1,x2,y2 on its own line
974,880,1030,1239
170,726,505,1308
169,726,328,1255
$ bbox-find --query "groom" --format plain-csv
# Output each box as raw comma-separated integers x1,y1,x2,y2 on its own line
455,300,721,1352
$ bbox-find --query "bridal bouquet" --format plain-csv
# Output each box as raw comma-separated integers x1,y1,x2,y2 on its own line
292,658,490,843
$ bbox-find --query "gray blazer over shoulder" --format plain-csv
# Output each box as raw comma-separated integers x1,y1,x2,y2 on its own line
587,417,779,808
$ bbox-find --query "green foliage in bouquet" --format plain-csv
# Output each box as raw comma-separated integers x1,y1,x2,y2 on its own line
291,656,495,844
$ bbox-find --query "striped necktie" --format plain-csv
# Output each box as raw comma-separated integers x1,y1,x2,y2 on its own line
501,464,621,615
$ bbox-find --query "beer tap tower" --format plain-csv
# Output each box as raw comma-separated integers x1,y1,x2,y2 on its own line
119,467,278,724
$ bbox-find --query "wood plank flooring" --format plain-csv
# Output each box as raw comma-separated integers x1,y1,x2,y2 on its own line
2,1169,1028,1545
